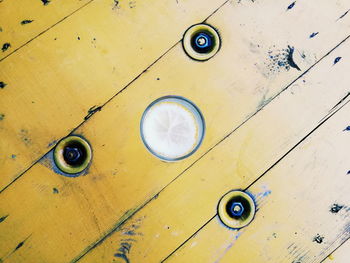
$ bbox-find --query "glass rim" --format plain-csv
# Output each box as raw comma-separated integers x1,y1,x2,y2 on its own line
140,95,205,162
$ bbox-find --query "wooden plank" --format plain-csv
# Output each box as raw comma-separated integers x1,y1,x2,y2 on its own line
0,0,226,190
74,39,350,263
323,240,350,262
1,1,350,262
165,99,350,263
0,0,91,60
1,0,349,192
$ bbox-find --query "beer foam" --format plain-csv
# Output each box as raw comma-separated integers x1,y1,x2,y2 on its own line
141,99,203,160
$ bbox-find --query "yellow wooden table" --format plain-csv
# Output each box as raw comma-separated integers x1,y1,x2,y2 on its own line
1,0,349,262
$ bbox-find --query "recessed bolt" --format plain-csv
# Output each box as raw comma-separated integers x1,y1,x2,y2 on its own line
230,202,244,217
194,33,211,49
63,146,83,165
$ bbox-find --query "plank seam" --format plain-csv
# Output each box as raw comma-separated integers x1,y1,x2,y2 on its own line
0,0,232,193
319,237,350,262
73,31,350,263
0,0,95,63
162,94,350,263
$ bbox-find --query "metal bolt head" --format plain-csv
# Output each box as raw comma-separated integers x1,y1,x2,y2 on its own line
63,146,83,165
230,202,244,217
194,33,211,49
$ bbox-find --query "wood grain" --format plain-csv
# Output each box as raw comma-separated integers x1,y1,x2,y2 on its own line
0,0,226,190
76,39,350,263
323,240,350,262
1,0,349,262
0,0,91,60
166,93,350,263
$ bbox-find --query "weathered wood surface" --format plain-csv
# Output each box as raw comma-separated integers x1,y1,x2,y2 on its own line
165,100,350,263
0,0,349,262
0,0,92,61
76,40,350,263
1,0,349,191
323,240,350,263
0,0,225,190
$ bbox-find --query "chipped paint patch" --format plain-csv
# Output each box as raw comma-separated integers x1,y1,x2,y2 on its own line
330,204,343,213
2,43,10,52
85,105,102,120
0,215,9,223
313,234,324,244
287,1,296,10
113,0,120,10
21,20,33,25
309,32,319,38
334,57,342,65
0,82,7,89
19,129,32,145
264,45,301,75
41,0,50,5
0,114,4,120
12,235,31,255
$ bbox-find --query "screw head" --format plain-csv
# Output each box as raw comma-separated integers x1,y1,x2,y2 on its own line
63,146,83,165
194,33,211,49
183,24,220,61
230,202,244,217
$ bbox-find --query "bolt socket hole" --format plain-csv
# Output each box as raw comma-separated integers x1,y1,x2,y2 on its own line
63,142,87,166
218,190,256,229
183,23,221,61
226,196,252,220
54,136,92,175
190,31,216,54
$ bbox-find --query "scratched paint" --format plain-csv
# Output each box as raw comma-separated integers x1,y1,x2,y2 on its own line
114,217,144,263
213,230,243,263
254,185,272,204
287,1,296,10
